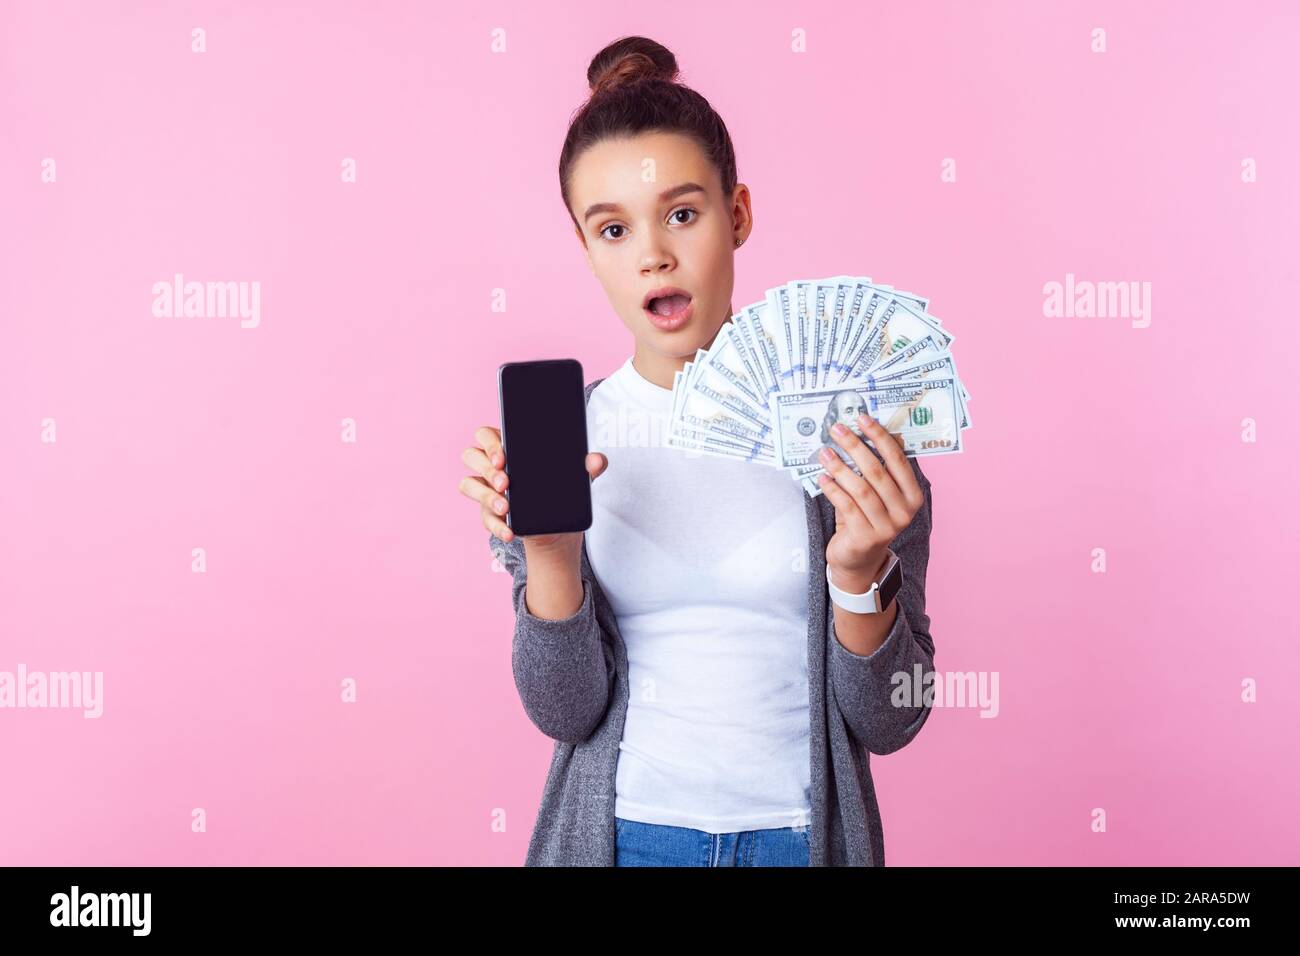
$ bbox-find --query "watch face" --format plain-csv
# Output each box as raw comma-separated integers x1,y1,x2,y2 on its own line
880,554,902,607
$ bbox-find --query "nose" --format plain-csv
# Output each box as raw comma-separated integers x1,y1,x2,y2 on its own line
638,233,675,274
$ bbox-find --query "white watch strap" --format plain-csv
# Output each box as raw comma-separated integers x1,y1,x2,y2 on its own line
826,561,883,614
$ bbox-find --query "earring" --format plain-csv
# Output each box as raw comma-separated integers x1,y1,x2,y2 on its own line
735,237,744,247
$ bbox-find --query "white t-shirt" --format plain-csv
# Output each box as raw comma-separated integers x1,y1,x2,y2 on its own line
585,355,812,833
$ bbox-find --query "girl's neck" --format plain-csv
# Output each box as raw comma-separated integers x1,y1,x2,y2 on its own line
629,350,685,391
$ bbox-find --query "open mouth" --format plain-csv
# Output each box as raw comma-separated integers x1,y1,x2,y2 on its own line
642,287,694,328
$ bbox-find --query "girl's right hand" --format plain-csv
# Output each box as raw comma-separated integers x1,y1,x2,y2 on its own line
459,425,608,550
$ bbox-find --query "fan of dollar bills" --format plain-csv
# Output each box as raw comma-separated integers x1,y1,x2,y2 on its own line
668,275,971,498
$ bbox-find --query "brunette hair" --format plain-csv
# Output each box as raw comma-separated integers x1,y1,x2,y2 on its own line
558,36,738,231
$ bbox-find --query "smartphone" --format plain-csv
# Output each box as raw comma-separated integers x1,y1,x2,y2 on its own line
497,359,593,536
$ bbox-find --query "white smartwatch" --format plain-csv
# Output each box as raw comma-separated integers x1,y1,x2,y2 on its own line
826,551,902,614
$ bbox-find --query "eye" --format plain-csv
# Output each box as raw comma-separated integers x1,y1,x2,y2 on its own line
598,207,697,243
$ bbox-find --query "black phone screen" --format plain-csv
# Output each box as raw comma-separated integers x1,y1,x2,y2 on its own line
497,359,593,536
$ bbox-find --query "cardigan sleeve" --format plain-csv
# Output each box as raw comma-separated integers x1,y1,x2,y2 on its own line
489,531,616,744
828,457,937,755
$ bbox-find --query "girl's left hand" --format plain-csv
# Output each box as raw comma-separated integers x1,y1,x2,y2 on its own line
817,415,926,591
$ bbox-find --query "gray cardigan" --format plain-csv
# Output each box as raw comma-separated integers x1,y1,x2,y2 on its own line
488,376,937,865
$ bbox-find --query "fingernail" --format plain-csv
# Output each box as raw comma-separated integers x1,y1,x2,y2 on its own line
494,498,506,514
819,447,834,463
831,423,846,436
859,415,874,428
493,475,504,490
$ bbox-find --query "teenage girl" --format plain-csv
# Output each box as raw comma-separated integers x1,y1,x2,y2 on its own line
459,36,935,867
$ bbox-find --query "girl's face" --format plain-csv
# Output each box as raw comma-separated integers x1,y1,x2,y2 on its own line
569,130,752,384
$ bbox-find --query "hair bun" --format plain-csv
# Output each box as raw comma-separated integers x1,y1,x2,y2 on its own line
587,36,679,96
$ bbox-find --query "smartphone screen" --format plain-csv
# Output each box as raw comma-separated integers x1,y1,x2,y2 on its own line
497,359,593,536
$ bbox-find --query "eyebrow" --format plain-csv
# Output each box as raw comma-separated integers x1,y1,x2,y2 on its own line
583,182,707,223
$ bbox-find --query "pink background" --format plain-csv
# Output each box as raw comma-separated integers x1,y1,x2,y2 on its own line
2,0,1297,865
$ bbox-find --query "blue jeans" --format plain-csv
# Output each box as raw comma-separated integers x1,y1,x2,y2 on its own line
615,816,810,867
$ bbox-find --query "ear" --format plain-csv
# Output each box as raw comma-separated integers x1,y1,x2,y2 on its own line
730,182,754,244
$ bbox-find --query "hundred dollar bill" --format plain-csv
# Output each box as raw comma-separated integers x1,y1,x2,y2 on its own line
848,281,934,365
855,352,970,430
763,283,800,390
822,276,872,382
670,422,773,463
698,322,767,412
717,320,768,404
789,279,818,390
841,297,953,382
811,278,852,389
873,284,930,315
733,306,769,400
834,286,898,383
679,356,772,435
869,332,944,374
768,377,964,477
668,366,775,463
868,332,972,405
742,302,785,400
